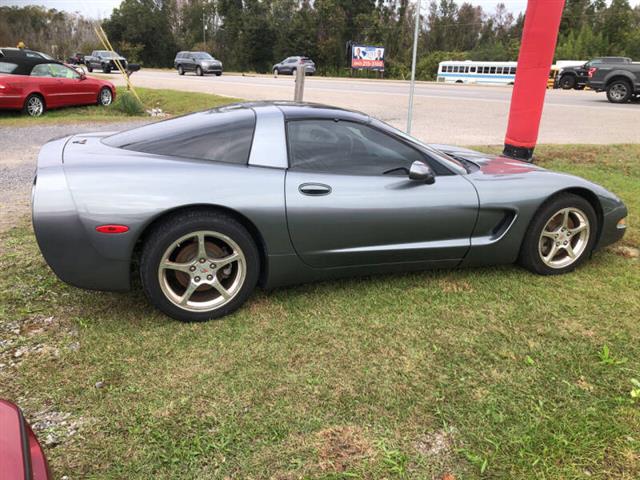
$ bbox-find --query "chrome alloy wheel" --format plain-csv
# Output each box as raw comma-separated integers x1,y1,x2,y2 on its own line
538,207,590,269
158,230,246,312
609,83,628,101
100,88,113,105
27,96,44,117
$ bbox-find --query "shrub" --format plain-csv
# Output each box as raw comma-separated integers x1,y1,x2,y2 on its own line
112,90,145,116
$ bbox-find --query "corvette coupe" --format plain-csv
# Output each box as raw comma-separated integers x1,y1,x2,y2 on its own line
32,102,627,322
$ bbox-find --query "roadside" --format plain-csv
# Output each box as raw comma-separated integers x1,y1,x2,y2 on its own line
0,121,146,233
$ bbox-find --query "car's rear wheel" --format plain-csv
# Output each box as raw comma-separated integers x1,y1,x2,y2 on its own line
196,66,203,76
140,211,259,322
519,194,597,275
215,72,222,76
606,79,632,103
102,63,111,74
87,65,93,72
23,94,45,117
177,65,184,75
559,74,576,89
98,87,113,106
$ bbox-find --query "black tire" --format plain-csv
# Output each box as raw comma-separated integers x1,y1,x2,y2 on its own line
140,210,259,322
87,65,93,73
196,66,203,76
178,65,184,75
273,68,279,77
215,72,222,76
23,93,45,117
102,63,111,74
519,193,598,276
559,74,576,90
97,87,113,106
606,79,632,103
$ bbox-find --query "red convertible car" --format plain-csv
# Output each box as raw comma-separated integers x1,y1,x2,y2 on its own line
0,55,115,117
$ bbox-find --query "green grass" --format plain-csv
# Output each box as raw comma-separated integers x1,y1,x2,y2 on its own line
0,86,239,126
0,145,639,479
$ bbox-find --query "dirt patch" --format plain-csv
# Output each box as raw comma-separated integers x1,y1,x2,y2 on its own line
316,426,374,472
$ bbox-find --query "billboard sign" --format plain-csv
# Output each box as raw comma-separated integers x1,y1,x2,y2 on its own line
351,45,384,70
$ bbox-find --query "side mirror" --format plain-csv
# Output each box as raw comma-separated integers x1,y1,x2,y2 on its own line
79,73,86,80
409,160,435,184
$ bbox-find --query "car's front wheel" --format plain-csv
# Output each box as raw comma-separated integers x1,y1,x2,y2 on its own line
196,66,203,76
87,65,93,72
140,211,259,322
177,65,184,75
98,87,113,106
102,63,111,73
23,94,45,117
519,194,597,275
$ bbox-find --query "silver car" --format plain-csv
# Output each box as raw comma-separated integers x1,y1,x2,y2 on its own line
174,51,222,76
273,56,316,76
32,102,627,322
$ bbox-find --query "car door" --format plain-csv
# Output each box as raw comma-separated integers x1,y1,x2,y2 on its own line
51,63,97,105
285,119,479,268
29,63,64,107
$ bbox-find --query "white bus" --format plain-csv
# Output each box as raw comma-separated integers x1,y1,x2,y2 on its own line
437,60,517,85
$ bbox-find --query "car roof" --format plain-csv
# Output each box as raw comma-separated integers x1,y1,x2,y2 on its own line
0,57,65,75
240,101,369,122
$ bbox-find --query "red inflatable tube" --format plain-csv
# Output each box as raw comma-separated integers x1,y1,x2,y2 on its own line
504,0,566,161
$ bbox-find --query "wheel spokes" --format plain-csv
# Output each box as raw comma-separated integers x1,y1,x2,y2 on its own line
211,278,231,300
215,252,239,268
196,232,208,259
179,281,198,305
160,260,192,273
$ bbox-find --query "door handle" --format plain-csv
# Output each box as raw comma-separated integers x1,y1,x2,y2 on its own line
299,183,332,196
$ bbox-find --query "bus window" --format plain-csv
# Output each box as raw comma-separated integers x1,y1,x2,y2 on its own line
464,66,469,73
490,67,496,74
454,66,460,73
510,67,516,74
470,66,476,73
496,67,503,74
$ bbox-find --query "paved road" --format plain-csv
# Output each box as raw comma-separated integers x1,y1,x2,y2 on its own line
112,69,639,145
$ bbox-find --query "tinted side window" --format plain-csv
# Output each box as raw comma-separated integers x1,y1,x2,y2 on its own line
0,62,18,73
30,64,52,77
104,107,256,165
287,120,426,175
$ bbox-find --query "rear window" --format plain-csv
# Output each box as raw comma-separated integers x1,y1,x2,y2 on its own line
103,106,256,165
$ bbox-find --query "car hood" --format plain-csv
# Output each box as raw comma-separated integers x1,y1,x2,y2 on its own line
429,144,546,175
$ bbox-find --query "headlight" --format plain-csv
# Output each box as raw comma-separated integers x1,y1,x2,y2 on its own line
617,217,627,229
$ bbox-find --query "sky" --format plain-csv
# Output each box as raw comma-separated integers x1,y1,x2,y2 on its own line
0,0,638,19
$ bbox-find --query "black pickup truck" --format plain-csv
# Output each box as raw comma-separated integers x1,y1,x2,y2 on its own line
588,59,640,103
85,50,128,73
556,57,632,90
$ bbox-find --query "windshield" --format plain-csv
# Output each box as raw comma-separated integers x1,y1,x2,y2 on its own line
194,53,214,60
99,51,118,58
369,118,467,173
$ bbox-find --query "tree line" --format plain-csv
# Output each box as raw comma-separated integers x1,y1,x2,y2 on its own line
1,0,639,79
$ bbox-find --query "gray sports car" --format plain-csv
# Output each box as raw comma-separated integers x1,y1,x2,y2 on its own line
32,102,628,322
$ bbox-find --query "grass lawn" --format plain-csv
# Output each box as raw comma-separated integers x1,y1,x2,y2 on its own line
0,86,239,126
0,145,638,479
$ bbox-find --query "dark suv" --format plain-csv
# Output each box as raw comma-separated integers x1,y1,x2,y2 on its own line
174,51,222,76
272,56,316,76
556,57,632,90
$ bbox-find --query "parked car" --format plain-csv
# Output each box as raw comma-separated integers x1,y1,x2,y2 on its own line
67,52,86,65
31,102,627,322
0,399,51,480
174,51,223,76
588,58,640,103
0,47,54,61
0,57,115,116
556,57,632,90
85,50,128,73
272,56,316,76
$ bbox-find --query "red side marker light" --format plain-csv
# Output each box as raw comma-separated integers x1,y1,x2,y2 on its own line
96,225,129,234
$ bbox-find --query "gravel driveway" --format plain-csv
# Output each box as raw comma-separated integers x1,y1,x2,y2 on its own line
0,121,147,233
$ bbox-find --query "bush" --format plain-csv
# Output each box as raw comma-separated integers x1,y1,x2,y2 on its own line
112,90,145,116
416,51,469,81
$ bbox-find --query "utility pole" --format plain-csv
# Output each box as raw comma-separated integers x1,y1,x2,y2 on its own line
406,0,421,134
203,10,206,45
